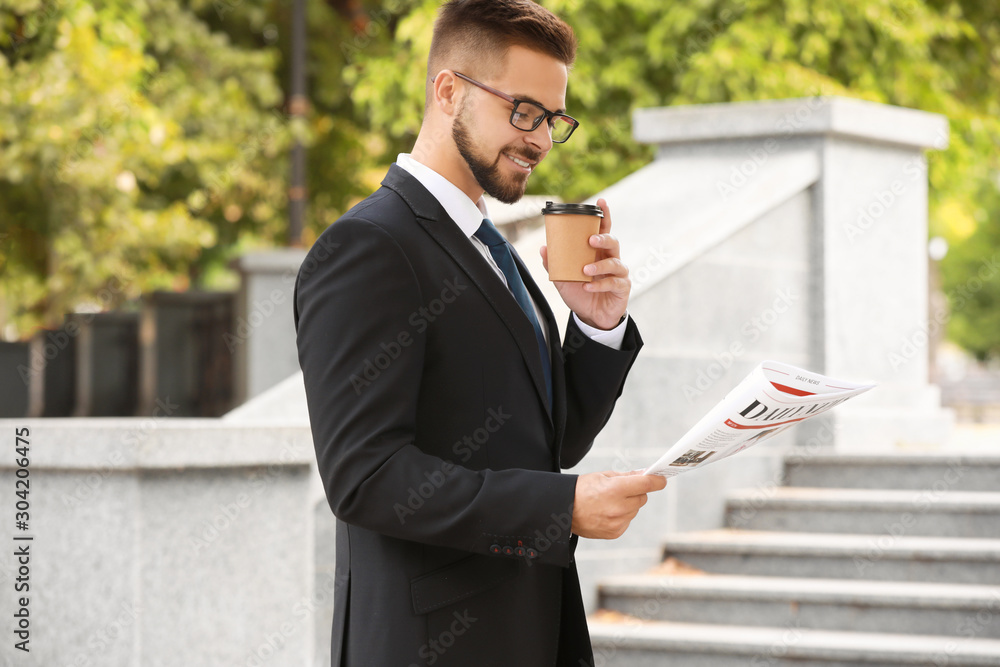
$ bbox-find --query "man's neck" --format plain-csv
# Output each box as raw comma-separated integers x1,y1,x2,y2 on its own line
410,129,483,205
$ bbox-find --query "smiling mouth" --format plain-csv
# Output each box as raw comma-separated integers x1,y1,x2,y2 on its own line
504,153,535,172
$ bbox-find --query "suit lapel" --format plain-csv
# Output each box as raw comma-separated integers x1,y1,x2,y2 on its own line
381,166,554,423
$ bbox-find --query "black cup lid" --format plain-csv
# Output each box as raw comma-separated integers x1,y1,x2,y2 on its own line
542,201,604,217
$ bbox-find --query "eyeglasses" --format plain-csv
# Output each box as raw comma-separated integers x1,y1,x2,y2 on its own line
445,71,579,143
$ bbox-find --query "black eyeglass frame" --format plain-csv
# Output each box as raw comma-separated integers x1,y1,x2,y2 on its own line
435,71,580,143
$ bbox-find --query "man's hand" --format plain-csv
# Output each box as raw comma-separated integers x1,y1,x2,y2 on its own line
540,198,630,331
571,471,667,540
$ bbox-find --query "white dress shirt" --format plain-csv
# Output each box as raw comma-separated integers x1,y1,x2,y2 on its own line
396,153,628,351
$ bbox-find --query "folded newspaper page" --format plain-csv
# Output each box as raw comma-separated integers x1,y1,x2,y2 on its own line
644,361,876,477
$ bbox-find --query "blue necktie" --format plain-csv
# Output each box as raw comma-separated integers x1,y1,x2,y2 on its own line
474,218,553,407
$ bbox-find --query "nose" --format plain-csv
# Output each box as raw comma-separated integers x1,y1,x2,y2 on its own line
525,120,553,155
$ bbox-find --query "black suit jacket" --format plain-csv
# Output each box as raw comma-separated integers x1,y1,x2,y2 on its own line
294,165,643,667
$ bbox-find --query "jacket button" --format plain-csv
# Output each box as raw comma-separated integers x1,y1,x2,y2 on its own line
502,546,514,556
490,544,501,554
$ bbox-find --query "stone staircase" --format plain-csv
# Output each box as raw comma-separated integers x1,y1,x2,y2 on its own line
588,454,1000,666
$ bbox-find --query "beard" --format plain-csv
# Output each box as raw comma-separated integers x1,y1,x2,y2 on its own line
452,103,541,205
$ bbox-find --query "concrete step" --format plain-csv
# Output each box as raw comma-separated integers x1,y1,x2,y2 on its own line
784,454,1000,492
588,618,1000,667
725,487,1000,537
662,530,1000,584
599,573,1000,638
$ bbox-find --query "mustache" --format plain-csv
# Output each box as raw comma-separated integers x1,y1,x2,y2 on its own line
502,147,542,163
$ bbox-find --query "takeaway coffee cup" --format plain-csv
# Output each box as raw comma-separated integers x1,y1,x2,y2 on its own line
542,202,604,282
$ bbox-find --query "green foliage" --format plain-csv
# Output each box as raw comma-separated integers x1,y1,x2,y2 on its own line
344,0,1000,358
1,0,998,357
0,0,290,335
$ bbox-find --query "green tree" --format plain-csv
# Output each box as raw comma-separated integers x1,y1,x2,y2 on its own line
2,0,998,358
0,0,290,336
342,0,1000,357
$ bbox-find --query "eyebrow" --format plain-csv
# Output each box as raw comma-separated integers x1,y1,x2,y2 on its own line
513,93,566,115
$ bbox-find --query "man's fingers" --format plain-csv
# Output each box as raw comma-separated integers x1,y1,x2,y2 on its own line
614,473,667,495
597,198,612,235
584,256,626,278
589,232,620,255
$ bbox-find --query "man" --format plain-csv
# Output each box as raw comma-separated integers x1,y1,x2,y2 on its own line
294,1,666,665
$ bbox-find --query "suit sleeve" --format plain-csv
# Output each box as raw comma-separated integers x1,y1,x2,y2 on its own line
558,315,643,469
295,217,579,567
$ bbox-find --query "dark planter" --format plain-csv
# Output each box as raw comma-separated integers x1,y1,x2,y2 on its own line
140,291,236,417
38,326,78,417
68,311,141,416
2,327,79,418
0,341,35,418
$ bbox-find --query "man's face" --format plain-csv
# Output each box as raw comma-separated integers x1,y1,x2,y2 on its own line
452,45,569,204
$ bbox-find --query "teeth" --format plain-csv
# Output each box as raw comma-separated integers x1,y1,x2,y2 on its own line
508,155,532,170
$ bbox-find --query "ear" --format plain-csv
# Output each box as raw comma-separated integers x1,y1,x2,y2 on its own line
430,70,462,117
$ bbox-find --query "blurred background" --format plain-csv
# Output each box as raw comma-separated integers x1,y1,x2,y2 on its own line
1,0,999,420
2,3,1000,666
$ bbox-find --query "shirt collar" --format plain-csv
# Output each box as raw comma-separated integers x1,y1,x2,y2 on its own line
396,153,489,238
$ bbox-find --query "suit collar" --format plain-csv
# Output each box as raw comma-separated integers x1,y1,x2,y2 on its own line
382,165,556,423
395,153,487,237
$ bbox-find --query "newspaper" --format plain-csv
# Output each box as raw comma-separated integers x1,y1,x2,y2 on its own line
643,361,876,477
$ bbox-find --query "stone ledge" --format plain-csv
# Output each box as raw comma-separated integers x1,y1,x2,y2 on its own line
599,574,1000,610
0,418,314,469
634,96,949,151
230,248,308,274
726,487,1000,513
589,620,1000,664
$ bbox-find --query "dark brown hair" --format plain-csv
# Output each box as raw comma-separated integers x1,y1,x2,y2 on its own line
427,0,577,88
